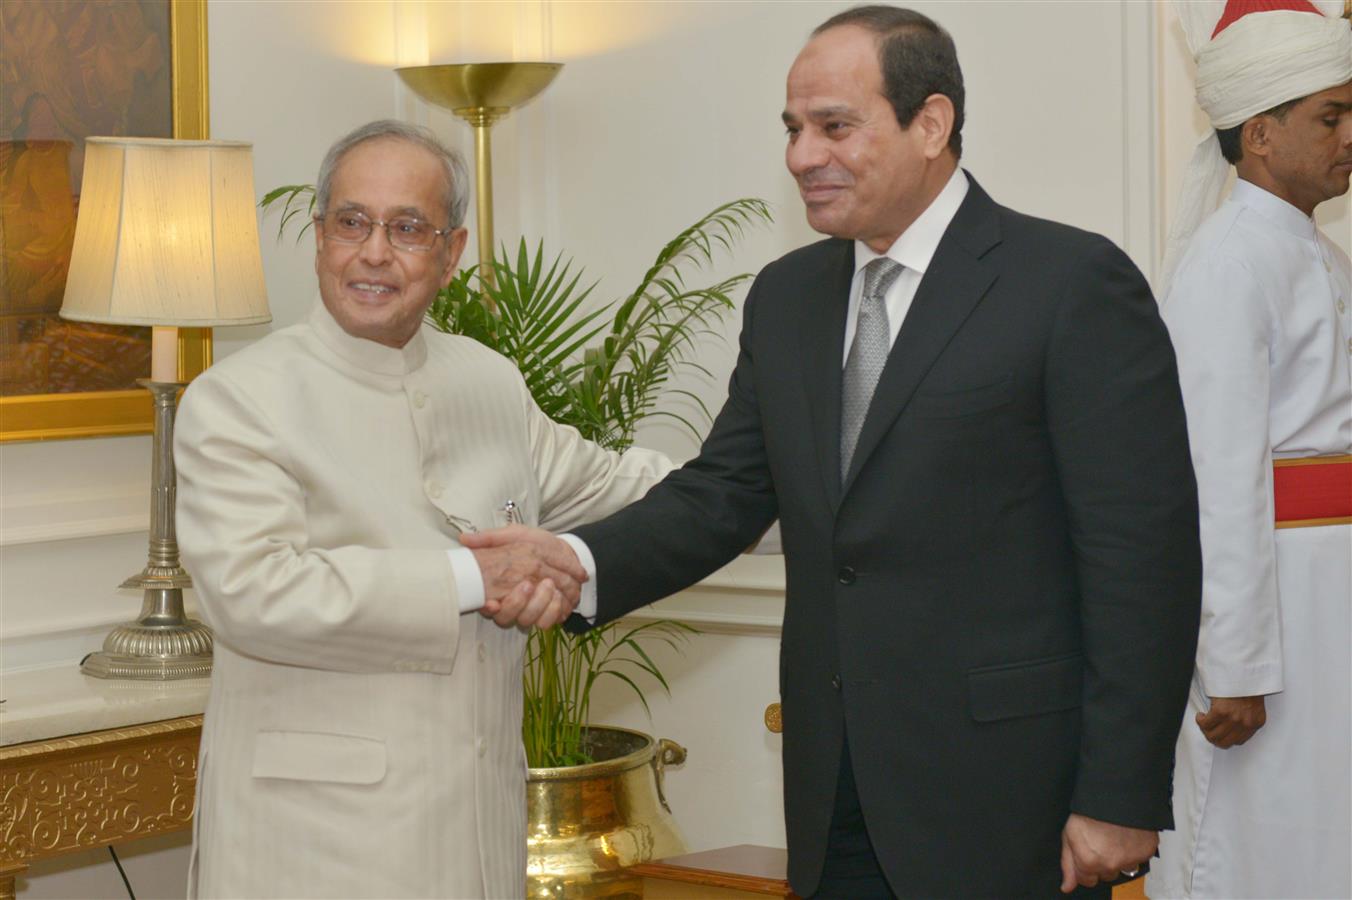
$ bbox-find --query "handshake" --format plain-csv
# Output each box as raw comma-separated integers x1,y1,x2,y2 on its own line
461,526,586,629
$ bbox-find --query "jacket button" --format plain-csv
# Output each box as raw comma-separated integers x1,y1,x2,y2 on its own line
831,675,842,692
837,566,856,585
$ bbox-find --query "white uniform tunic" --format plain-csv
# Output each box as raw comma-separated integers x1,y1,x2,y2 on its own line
175,303,671,899
1150,180,1352,899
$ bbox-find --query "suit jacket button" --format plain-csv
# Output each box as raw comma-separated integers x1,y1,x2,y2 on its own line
831,675,842,692
837,566,856,585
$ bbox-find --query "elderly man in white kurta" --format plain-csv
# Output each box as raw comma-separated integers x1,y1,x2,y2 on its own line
1150,2,1352,897
174,120,671,898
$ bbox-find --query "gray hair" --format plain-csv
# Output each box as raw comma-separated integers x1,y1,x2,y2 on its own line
315,119,470,228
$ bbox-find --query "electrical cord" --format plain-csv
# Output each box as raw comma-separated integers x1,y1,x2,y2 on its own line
108,845,136,900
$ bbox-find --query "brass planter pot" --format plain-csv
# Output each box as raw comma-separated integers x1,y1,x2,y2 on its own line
526,726,688,899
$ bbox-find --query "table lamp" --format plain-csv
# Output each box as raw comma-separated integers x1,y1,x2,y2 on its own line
59,136,271,680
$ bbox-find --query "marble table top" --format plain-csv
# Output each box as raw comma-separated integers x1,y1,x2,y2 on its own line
0,664,209,747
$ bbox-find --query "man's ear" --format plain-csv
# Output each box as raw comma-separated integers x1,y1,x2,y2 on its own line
1241,116,1272,160
441,227,469,289
313,218,324,276
917,93,955,161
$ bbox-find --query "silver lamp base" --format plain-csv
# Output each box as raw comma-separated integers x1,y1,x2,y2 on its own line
81,594,214,680
81,378,214,681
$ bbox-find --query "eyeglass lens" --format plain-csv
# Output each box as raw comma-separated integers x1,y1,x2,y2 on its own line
325,211,438,251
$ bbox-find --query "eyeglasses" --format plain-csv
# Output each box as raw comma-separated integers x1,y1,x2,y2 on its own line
315,209,454,252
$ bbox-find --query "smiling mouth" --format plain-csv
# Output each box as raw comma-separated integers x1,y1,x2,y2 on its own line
349,281,397,300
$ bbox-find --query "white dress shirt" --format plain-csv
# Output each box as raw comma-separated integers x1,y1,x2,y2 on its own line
843,167,969,362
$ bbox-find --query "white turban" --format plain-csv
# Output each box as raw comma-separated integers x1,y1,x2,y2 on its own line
1160,1,1352,293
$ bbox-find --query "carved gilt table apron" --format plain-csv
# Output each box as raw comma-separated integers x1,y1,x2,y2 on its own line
0,666,208,898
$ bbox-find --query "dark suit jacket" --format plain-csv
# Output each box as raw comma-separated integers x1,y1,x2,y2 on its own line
572,177,1201,898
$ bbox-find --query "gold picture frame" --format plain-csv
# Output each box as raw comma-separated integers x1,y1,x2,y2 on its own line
0,0,213,444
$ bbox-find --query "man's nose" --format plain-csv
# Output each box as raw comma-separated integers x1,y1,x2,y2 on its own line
358,223,395,264
786,131,827,177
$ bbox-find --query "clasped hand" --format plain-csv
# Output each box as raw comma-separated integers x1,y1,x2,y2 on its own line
461,525,583,630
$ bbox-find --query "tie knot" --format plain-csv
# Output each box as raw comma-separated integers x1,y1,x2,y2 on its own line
863,257,904,300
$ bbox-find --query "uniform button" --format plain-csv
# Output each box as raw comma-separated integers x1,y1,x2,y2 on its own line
427,480,443,499
1347,338,1352,355
1339,299,1348,314
477,738,486,757
831,674,842,692
412,390,427,408
477,644,487,663
837,566,856,585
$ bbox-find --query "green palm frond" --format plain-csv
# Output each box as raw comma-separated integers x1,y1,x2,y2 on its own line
260,184,318,243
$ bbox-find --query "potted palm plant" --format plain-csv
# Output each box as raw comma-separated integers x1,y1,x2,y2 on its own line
263,186,771,896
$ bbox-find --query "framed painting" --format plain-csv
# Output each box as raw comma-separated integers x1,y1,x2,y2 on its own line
0,0,212,443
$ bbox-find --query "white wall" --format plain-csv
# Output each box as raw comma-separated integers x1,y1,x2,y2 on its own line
8,0,1341,894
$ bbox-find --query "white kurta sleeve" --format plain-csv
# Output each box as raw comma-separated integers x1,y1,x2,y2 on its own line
524,389,675,534
175,370,462,674
1163,256,1283,699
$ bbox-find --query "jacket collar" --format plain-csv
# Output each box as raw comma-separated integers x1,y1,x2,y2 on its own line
308,300,428,377
1230,179,1318,243
807,172,1003,507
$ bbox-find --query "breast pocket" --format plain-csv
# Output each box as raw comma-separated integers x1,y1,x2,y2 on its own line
911,375,1013,420
251,730,387,784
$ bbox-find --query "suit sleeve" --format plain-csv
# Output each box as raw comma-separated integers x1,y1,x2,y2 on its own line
1043,237,1202,830
175,370,462,674
1162,257,1282,699
569,279,780,624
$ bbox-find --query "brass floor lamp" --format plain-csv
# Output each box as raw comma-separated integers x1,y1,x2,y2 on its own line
395,62,562,291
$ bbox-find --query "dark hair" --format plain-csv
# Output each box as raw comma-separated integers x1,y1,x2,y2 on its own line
813,5,965,158
1216,96,1302,165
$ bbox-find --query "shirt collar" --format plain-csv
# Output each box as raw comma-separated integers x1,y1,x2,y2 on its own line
1231,178,1317,242
854,167,970,275
309,299,428,377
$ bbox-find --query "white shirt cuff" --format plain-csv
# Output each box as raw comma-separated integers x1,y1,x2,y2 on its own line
559,533,598,622
446,547,486,614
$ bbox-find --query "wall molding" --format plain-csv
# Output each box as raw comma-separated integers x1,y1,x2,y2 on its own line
1121,0,1160,285
0,484,148,547
621,555,786,637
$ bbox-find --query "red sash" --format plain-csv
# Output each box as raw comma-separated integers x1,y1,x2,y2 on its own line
1273,455,1352,528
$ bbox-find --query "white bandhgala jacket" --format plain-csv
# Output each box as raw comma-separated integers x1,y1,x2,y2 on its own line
175,302,671,899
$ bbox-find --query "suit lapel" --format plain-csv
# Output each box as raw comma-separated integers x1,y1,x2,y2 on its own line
798,239,855,513
841,180,1004,496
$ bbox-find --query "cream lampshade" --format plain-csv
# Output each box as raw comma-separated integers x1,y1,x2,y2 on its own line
60,136,271,680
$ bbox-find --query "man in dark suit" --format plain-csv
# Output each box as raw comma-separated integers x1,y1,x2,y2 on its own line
465,6,1201,897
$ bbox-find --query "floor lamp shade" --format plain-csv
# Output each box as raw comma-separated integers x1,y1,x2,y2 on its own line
60,137,270,327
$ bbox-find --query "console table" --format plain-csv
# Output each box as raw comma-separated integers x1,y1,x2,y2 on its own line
0,666,208,899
